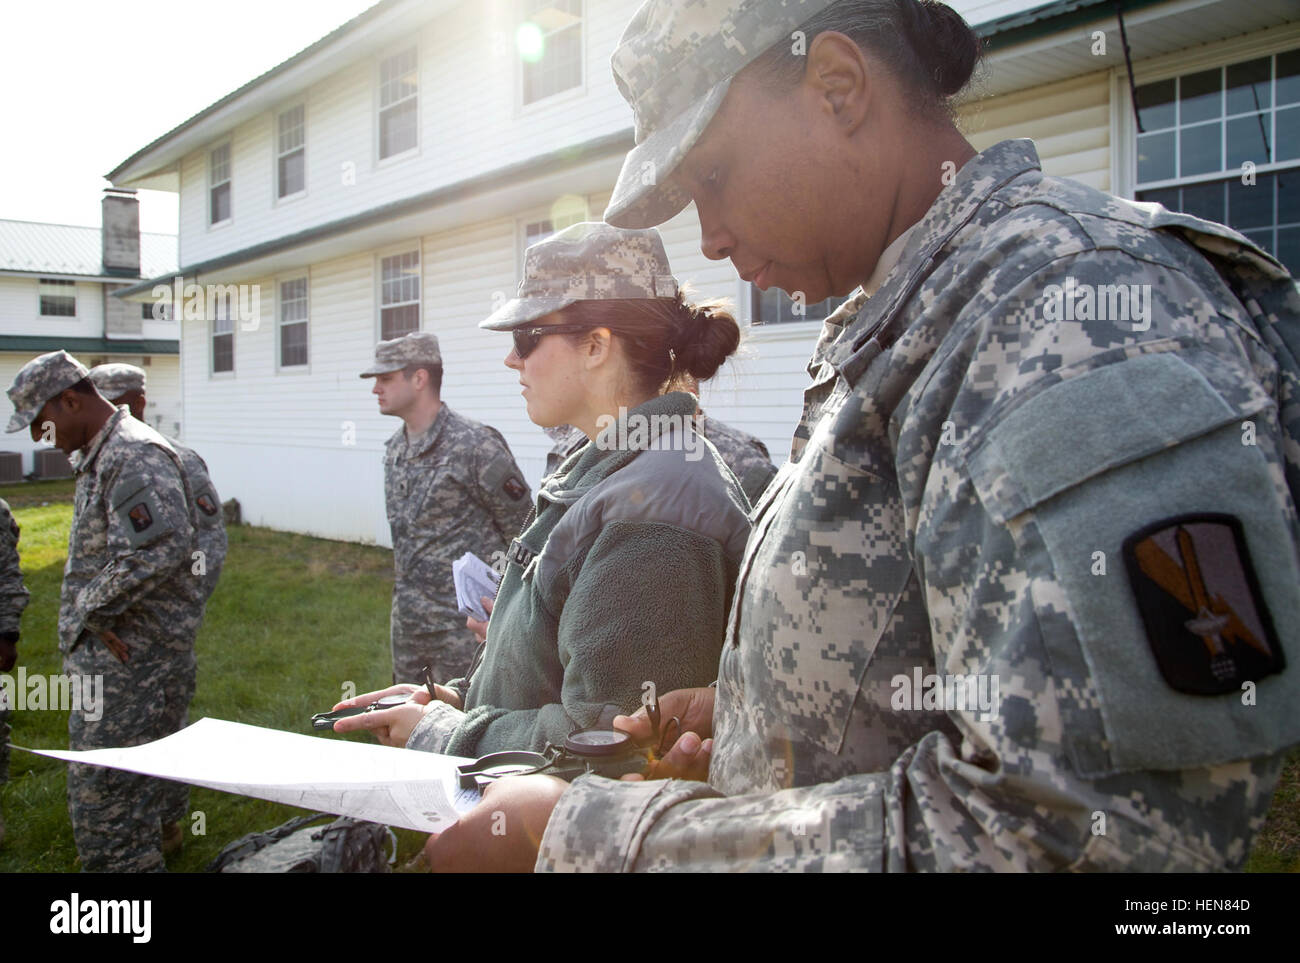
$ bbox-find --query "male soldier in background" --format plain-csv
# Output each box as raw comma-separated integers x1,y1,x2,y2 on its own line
89,361,226,855
0,498,30,847
6,351,201,871
361,332,531,683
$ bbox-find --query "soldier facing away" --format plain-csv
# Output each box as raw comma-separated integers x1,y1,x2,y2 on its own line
0,497,30,847
423,0,1300,872
6,350,203,872
88,361,227,855
361,332,532,684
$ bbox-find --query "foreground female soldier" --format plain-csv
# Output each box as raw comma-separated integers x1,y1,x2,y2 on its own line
428,0,1300,872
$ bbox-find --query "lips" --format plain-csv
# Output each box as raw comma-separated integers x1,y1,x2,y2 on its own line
738,261,774,291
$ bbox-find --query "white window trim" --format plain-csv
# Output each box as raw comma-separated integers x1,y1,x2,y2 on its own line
208,140,234,230
376,244,423,343
37,278,78,319
375,46,420,167
275,103,308,204
276,273,311,373
516,0,587,114
1115,25,1300,199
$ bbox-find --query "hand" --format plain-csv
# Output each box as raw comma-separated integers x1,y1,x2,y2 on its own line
0,637,16,673
466,596,494,644
331,699,432,746
424,775,568,872
615,685,716,783
330,683,426,712
98,629,129,664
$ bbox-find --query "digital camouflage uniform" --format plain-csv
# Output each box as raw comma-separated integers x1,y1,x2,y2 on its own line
537,137,1300,871
87,362,228,829
384,407,530,683
0,498,30,793
696,412,776,504
61,407,201,872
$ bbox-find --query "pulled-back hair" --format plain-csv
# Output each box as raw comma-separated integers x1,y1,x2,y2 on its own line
555,287,741,396
752,0,982,120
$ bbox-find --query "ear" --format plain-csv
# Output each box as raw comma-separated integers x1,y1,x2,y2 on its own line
803,31,872,134
582,328,614,370
56,388,83,414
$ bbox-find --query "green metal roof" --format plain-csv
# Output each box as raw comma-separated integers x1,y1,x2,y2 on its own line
0,336,178,355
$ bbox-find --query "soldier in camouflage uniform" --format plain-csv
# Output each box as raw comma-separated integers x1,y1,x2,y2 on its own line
424,0,1300,873
89,362,227,854
362,332,531,684
0,497,30,847
6,350,202,872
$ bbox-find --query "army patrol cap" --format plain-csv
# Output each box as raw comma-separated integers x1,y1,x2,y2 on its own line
359,331,442,378
604,0,839,229
480,221,679,331
6,350,91,433
89,362,147,399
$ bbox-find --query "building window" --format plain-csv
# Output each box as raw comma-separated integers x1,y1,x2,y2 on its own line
279,277,309,367
142,300,170,321
520,0,583,106
380,251,420,340
378,48,418,160
210,143,232,224
750,286,839,326
212,293,234,373
39,278,76,317
277,105,306,198
1135,49,1300,274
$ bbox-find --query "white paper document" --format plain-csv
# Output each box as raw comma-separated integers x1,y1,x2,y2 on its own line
453,551,501,621
23,717,482,833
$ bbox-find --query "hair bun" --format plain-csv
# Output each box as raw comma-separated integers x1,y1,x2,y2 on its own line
674,297,741,383
907,0,982,98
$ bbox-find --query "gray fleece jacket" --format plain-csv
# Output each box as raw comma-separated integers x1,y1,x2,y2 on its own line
406,391,751,758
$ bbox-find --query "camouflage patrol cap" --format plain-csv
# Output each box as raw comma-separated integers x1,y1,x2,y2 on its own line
604,0,839,229
6,350,91,433
480,221,679,331
359,331,442,378
88,362,147,400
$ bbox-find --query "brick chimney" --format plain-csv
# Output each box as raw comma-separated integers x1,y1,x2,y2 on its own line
101,188,140,277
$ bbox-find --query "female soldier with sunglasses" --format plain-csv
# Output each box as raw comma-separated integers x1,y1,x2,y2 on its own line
334,221,751,764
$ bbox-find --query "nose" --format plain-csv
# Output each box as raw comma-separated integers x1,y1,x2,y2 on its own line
371,380,379,395
697,200,735,262
504,346,522,371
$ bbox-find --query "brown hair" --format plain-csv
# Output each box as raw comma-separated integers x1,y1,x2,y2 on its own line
556,288,740,396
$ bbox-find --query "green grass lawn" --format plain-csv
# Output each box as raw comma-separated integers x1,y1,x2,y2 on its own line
0,478,433,872
1,478,1297,873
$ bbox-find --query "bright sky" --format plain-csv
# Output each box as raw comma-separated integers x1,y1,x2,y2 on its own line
0,0,380,235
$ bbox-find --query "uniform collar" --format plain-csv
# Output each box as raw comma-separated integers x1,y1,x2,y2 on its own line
538,391,699,506
75,407,127,476
824,138,1042,375
393,403,453,458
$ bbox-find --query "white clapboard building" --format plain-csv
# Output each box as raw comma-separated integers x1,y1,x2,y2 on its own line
106,0,1299,544
0,192,180,478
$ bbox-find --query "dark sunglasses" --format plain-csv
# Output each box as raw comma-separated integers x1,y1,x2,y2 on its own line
511,324,596,359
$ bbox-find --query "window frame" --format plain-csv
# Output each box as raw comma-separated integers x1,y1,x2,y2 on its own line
376,46,420,165
211,290,235,377
377,246,422,342
517,0,586,110
276,274,311,371
1119,35,1300,274
516,200,590,279
276,103,307,202
38,278,77,318
208,141,233,228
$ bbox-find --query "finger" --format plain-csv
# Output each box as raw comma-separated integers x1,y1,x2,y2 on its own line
481,597,494,615
331,683,417,712
648,731,711,780
612,709,652,740
331,705,402,734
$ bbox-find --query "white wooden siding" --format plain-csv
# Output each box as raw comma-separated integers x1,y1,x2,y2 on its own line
0,277,104,339
177,0,643,269
960,70,1112,191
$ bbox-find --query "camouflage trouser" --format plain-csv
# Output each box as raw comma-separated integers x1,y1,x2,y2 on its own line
391,589,478,685
65,641,196,872
0,703,9,787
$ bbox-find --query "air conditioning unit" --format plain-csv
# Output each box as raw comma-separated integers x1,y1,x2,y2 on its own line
0,452,21,484
35,448,73,479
